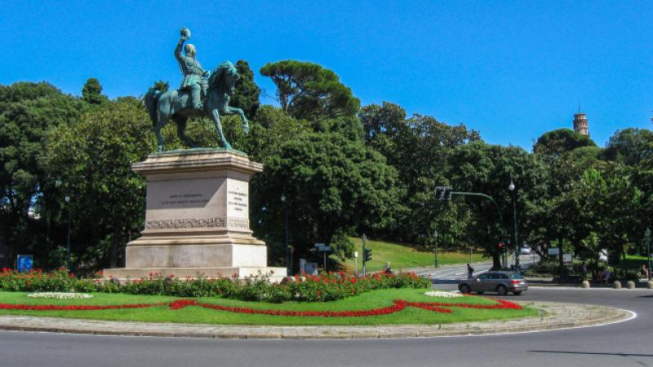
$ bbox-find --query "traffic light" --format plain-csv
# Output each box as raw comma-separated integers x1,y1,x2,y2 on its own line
435,186,445,200
443,187,452,200
435,186,453,200
363,248,373,262
498,242,504,251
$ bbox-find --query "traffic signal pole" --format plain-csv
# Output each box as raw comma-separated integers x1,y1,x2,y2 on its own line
362,234,367,277
435,187,508,269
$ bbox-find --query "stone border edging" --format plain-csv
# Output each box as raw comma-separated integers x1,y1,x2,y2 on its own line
0,301,632,340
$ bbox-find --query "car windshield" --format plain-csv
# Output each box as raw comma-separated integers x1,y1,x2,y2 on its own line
510,274,524,279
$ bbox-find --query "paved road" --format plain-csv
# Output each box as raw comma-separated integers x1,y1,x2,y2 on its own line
0,286,650,367
410,254,538,283
0,258,649,367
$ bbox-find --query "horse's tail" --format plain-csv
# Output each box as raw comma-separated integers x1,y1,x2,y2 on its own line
144,87,162,126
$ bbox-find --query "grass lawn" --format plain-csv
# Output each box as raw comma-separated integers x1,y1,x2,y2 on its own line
0,289,536,326
341,237,489,273
620,254,651,269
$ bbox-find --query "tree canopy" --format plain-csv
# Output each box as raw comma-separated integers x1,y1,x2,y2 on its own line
1,60,651,275
81,78,108,105
533,128,596,156
232,60,261,120
260,61,360,120
0,82,84,265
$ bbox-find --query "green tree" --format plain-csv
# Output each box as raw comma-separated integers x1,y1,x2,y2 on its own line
81,78,108,105
232,60,261,120
533,128,596,156
572,166,643,265
46,98,155,269
527,154,589,269
0,82,84,265
152,80,169,93
360,103,480,247
600,128,653,166
260,61,360,120
245,107,399,264
446,142,548,269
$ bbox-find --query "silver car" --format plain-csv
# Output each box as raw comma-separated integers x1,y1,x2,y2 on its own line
458,271,528,296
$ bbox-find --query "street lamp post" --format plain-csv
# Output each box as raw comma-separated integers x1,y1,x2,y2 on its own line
470,245,473,263
508,176,520,273
646,228,651,281
434,230,439,268
65,195,71,271
281,194,290,275
362,234,367,276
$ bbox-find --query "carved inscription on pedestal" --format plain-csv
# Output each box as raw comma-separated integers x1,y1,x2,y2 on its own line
227,179,249,218
160,193,209,207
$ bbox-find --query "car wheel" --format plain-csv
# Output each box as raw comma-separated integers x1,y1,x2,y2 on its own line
513,291,522,296
460,284,471,294
496,285,508,296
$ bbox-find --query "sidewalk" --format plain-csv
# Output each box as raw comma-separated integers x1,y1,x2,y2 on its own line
526,277,653,288
0,301,632,340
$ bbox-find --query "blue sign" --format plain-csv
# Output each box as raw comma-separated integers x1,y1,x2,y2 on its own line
17,255,33,272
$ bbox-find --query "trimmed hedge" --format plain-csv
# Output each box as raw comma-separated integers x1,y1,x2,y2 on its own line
0,268,430,303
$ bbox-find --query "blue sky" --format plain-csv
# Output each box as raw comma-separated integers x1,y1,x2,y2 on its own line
2,0,651,150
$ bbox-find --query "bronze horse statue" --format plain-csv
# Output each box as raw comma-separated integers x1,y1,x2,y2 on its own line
144,61,248,152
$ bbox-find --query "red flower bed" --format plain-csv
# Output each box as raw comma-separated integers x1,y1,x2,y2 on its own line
0,296,522,317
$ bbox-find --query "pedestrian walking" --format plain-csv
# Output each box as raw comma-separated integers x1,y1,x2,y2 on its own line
467,263,474,279
383,262,393,275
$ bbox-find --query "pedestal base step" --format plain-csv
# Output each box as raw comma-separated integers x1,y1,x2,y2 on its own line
103,266,287,283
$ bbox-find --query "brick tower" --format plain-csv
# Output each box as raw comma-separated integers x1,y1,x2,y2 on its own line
573,112,589,136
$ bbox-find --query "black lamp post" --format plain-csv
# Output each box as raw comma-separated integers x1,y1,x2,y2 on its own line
281,194,290,275
646,228,651,281
434,230,439,268
508,176,520,273
65,195,71,271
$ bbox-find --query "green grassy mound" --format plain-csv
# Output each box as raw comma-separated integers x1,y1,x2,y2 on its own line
343,238,489,272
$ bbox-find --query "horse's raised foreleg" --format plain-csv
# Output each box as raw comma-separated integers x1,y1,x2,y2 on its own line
174,116,197,149
223,106,249,134
210,108,232,150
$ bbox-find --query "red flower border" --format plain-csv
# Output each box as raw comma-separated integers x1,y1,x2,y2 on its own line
0,297,522,318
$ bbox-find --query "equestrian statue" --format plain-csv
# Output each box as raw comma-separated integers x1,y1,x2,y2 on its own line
145,28,249,152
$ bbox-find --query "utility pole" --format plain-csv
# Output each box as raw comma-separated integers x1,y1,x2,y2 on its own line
435,186,508,270
65,195,71,271
508,175,520,273
362,234,367,277
646,228,651,281
281,195,290,275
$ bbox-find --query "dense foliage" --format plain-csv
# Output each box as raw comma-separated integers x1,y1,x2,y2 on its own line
1,60,651,275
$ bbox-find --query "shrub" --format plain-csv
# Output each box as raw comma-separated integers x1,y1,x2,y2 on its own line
0,268,430,303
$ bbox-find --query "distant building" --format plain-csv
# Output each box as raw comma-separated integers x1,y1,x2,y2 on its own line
573,112,589,136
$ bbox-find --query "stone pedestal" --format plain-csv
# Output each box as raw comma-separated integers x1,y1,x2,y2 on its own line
103,149,286,281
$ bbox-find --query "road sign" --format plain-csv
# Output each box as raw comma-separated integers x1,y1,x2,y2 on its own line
563,254,573,263
548,248,559,255
314,243,331,252
17,255,33,273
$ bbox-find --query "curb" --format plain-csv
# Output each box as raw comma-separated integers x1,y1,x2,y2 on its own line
0,301,633,340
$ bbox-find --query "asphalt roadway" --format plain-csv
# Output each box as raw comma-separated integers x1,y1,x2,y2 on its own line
0,276,651,366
